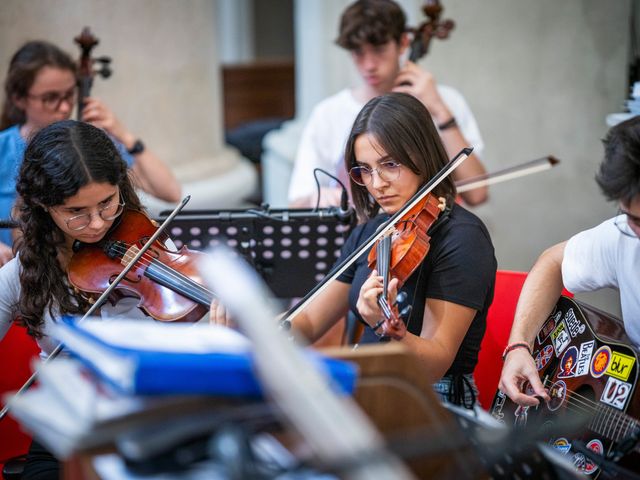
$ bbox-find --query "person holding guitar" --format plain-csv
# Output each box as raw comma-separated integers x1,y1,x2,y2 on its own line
214,93,497,408
0,40,181,265
288,0,488,208
499,115,640,407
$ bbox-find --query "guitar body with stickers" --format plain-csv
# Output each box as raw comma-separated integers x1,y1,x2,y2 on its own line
491,296,640,478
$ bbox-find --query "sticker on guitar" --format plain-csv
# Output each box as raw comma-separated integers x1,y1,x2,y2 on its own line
551,320,571,356
601,377,632,410
534,344,554,371
538,310,561,344
573,439,603,476
590,346,612,378
558,346,578,378
547,380,567,411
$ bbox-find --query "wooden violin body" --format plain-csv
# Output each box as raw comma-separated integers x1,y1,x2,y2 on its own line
68,209,212,323
365,193,445,339
491,296,640,477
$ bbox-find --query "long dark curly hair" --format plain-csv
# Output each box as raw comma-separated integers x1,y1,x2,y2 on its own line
1,41,76,130
15,120,143,337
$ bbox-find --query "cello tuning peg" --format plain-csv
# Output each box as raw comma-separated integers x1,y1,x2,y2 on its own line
399,305,412,318
95,56,112,64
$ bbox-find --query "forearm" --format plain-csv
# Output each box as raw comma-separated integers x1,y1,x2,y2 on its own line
290,281,351,344
290,307,348,344
508,242,567,346
397,333,454,383
130,150,182,203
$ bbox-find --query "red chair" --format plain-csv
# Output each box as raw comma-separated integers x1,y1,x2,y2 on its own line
474,270,573,410
474,271,528,410
0,323,39,475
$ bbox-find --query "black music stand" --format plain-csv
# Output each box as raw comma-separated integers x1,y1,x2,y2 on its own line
156,207,356,299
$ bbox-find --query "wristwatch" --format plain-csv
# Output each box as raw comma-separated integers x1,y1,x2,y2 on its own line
127,139,145,155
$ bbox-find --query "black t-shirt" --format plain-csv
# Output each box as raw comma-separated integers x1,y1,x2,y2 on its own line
336,203,496,375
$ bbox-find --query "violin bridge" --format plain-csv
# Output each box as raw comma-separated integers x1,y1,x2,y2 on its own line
122,245,140,266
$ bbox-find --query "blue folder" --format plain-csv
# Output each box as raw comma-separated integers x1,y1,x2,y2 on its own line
53,317,358,397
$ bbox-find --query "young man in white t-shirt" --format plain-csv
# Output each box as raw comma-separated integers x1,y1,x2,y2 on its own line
288,0,488,208
499,115,640,407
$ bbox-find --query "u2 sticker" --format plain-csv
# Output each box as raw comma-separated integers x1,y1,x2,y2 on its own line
600,377,632,410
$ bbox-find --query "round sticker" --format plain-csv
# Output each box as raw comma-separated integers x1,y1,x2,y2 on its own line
590,346,612,378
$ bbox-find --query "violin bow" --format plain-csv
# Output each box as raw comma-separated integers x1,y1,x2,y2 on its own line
0,196,192,421
282,147,472,326
455,155,560,193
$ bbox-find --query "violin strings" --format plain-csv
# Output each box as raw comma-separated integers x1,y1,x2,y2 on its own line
102,242,214,306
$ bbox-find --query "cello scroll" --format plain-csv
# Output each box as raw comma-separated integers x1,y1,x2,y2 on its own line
407,0,455,62
74,27,112,121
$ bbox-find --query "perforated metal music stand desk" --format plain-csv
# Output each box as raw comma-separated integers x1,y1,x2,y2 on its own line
157,208,356,298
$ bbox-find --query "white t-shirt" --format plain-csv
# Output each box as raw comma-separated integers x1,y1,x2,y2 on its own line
562,215,640,346
288,85,485,203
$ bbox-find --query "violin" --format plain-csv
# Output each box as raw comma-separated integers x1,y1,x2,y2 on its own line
68,209,213,323
366,193,446,339
74,27,112,121
407,0,455,62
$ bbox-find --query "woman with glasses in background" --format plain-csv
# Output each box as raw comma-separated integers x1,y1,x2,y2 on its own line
0,40,181,265
500,115,640,408
212,92,497,408
0,120,152,479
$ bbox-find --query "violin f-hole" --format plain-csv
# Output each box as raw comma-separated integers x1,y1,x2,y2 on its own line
110,272,142,284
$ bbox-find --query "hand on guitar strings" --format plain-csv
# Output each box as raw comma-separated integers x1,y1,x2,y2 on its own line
499,347,550,407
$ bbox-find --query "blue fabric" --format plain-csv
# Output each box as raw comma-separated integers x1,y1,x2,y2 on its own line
0,124,134,246
0,125,25,246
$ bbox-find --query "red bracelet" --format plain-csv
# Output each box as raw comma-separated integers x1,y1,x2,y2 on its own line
502,342,531,361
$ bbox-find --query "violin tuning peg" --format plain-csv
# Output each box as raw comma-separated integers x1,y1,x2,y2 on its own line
399,305,412,318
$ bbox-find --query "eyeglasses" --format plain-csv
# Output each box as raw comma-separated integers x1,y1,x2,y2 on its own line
614,207,640,238
349,160,402,186
53,197,125,231
27,87,77,111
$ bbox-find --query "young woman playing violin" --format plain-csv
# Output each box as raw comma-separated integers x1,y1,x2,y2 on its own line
213,92,497,408
0,120,151,479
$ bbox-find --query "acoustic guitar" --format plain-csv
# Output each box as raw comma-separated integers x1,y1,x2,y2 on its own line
491,296,640,478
